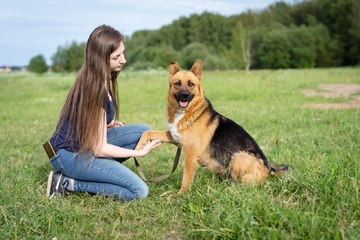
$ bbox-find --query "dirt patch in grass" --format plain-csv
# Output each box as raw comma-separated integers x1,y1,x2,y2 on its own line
302,84,360,109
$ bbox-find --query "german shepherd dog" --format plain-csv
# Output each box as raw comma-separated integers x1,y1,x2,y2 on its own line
136,60,288,193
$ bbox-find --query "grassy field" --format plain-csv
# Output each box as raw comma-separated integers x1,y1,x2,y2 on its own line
0,67,359,239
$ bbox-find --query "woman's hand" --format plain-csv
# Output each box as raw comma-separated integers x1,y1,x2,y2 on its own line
97,113,162,158
107,120,125,128
138,140,162,157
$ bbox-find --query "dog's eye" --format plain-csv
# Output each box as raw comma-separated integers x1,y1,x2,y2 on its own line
174,81,181,86
188,81,194,87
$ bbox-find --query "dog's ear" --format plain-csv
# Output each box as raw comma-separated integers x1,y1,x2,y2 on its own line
190,60,202,80
170,61,180,76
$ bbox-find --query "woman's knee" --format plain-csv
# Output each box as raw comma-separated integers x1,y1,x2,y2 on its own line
136,184,149,199
121,182,148,201
131,124,151,142
137,123,151,133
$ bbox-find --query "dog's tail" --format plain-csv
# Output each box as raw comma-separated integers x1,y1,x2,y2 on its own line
269,162,289,177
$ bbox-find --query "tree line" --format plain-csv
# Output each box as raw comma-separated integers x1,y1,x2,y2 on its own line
29,0,360,73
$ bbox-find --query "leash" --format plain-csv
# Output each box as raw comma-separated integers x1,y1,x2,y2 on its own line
134,147,181,182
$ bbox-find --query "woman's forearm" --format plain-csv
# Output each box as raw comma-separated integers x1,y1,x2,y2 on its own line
95,143,145,158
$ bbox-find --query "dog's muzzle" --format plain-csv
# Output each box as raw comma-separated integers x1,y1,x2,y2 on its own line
176,90,193,108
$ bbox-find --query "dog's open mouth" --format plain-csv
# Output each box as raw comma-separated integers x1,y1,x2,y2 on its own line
176,90,193,108
179,101,189,108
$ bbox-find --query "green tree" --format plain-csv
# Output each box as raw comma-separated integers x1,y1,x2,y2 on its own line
267,1,294,26
180,42,227,70
157,17,189,51
153,45,180,68
127,46,159,70
310,23,336,67
67,41,85,71
28,54,48,74
348,0,360,65
51,45,69,72
320,0,357,65
230,21,252,71
188,12,232,53
258,25,291,69
48,2,360,70
247,26,271,69
288,25,316,68
51,41,85,72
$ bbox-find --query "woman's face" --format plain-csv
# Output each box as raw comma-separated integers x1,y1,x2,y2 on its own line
109,41,126,72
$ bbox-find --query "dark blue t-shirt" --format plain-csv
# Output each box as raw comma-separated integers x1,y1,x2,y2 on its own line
50,92,115,152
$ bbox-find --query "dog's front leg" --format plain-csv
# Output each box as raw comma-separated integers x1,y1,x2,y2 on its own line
178,150,198,193
135,130,176,150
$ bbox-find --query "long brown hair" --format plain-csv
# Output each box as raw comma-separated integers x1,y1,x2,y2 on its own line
57,25,123,156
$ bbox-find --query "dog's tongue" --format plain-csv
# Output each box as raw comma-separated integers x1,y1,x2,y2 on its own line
180,101,188,108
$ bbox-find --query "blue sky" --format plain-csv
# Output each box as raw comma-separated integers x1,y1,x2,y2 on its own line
1,0,282,66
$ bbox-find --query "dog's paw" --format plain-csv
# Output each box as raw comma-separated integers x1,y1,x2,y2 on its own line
178,188,188,194
135,139,150,150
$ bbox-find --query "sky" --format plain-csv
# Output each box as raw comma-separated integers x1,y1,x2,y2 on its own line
1,0,281,66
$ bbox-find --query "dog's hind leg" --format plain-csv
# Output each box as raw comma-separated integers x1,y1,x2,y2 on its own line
231,152,269,184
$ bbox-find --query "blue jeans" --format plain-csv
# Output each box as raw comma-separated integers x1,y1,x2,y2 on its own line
50,124,150,201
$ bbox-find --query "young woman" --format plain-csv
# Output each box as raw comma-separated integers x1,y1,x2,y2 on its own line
46,25,162,201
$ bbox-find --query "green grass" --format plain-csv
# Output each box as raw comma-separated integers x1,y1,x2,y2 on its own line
0,68,359,239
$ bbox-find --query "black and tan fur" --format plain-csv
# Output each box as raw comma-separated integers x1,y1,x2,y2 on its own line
136,60,288,193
